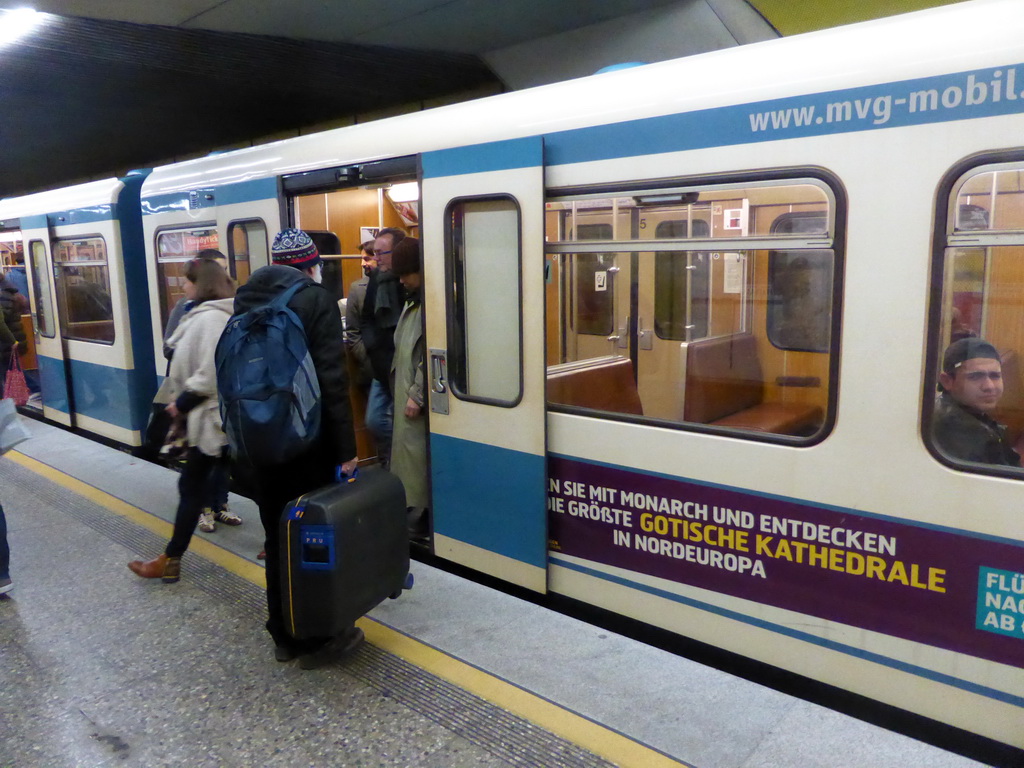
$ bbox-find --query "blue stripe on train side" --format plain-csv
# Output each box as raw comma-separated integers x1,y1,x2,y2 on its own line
38,355,151,432
430,433,546,568
422,137,543,179
37,355,70,414
545,63,1024,167
142,176,278,215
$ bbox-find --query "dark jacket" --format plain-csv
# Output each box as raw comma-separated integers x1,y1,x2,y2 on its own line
233,265,357,465
0,304,15,358
0,283,27,347
360,269,403,389
932,392,1020,466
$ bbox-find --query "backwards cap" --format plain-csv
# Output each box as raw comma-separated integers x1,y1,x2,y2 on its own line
942,337,1000,375
271,228,320,270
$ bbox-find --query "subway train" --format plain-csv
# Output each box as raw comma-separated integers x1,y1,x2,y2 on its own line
0,0,1022,750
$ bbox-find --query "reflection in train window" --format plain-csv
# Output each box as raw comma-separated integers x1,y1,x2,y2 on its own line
767,213,832,353
929,160,1024,472
28,240,54,338
545,177,839,442
155,226,219,328
228,218,267,286
52,236,114,344
445,196,522,406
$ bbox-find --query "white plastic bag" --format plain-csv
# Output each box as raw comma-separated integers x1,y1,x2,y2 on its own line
0,397,30,455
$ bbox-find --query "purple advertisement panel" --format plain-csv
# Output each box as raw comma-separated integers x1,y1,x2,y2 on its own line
548,456,1024,669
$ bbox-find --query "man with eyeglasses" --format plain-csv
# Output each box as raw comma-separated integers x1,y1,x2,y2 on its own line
360,227,406,468
932,337,1020,466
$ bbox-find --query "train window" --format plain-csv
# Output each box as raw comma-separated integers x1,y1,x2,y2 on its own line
28,240,54,338
52,237,114,344
228,219,267,286
445,196,522,406
545,176,839,442
927,159,1024,473
155,227,219,328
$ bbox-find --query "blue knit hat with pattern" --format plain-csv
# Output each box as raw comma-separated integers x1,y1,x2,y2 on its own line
271,228,320,270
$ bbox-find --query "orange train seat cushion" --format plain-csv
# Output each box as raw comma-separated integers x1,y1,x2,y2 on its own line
683,333,820,435
547,355,644,416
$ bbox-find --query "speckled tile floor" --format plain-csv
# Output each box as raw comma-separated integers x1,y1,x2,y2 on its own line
0,455,606,768
1,420,1010,768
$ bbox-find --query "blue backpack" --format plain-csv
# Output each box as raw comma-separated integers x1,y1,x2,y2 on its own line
215,280,321,466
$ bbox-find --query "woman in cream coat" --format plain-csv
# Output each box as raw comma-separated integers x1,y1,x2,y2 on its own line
129,260,237,583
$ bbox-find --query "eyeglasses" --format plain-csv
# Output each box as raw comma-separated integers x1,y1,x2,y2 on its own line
373,249,391,256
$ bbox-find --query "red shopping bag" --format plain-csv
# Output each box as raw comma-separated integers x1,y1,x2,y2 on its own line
4,350,30,407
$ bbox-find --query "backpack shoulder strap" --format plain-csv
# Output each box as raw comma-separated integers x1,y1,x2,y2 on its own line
269,278,312,310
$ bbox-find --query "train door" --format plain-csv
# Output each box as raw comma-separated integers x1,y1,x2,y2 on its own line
21,221,72,426
421,138,548,592
284,158,418,465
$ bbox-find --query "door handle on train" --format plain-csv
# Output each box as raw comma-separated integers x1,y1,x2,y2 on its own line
429,348,450,415
638,317,654,351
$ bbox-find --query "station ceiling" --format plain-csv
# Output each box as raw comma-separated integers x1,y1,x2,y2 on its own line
0,0,963,199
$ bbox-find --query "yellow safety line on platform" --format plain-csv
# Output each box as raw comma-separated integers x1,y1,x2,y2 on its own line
8,449,685,768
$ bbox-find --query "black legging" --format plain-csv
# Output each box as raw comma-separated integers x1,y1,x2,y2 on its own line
165,447,231,558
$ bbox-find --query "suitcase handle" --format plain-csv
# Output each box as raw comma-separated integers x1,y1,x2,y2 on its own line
335,465,359,484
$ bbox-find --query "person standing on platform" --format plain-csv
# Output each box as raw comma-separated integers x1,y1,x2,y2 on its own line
360,227,406,468
0,290,17,392
389,238,430,543
229,228,360,668
127,260,239,582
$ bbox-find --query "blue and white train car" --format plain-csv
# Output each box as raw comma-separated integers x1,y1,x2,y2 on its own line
12,0,1024,749
0,173,156,445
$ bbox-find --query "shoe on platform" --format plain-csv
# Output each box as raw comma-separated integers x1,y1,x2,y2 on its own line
198,509,216,533
0,576,12,595
127,554,181,583
298,627,365,670
214,506,242,526
257,549,266,560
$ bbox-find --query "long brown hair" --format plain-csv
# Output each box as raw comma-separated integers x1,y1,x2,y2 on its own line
189,259,235,303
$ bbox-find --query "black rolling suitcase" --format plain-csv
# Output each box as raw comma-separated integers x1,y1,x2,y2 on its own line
280,468,411,640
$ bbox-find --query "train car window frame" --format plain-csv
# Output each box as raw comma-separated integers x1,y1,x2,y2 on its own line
443,194,524,408
153,224,219,328
51,235,115,345
227,218,267,286
924,151,1024,479
544,169,844,447
28,239,55,338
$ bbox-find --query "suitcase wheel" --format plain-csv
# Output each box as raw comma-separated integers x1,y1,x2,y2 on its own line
389,572,414,600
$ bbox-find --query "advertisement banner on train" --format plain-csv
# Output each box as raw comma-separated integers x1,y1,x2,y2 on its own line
547,456,1024,668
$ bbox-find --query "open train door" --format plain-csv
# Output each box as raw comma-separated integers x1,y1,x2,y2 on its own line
20,219,73,427
421,138,548,592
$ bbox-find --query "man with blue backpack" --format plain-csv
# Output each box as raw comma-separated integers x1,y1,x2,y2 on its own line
217,228,360,667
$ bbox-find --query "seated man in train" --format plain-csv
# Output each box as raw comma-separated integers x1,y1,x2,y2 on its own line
932,337,1020,466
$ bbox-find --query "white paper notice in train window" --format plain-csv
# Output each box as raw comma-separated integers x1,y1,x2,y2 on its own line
595,270,608,292
723,253,742,294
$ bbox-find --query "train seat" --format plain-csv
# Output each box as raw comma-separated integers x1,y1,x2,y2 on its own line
547,355,643,415
683,333,821,435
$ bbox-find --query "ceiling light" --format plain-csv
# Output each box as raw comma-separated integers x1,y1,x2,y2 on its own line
1,8,47,46
386,182,419,203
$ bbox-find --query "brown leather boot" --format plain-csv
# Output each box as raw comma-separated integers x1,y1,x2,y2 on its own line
127,554,181,583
